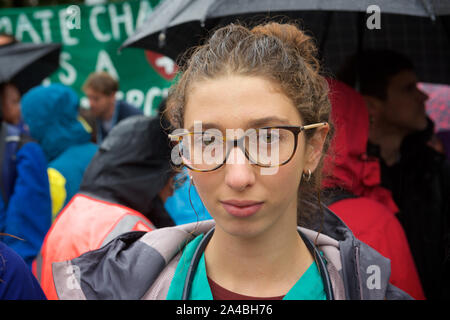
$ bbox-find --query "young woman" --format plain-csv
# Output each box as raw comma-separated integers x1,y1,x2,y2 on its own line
52,22,412,300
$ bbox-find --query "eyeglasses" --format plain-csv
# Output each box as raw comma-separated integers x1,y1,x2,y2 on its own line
169,122,327,172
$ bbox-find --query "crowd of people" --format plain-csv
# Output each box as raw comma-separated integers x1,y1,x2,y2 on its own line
0,20,449,300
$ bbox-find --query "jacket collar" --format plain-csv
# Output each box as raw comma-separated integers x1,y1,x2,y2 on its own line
52,204,409,300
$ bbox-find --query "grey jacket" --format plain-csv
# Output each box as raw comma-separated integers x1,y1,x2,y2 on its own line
52,204,412,300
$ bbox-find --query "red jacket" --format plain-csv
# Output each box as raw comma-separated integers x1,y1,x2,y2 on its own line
323,79,425,300
32,194,154,300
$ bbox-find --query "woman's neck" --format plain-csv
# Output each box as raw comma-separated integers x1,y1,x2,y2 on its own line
204,211,314,297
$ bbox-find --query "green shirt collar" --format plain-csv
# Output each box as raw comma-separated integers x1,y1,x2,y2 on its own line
167,234,327,300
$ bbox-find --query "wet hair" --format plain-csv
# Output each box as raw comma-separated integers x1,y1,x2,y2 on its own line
82,71,119,96
337,49,414,100
165,22,333,224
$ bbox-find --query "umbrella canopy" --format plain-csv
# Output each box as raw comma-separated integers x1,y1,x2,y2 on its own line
121,0,450,84
420,83,450,132
0,42,61,94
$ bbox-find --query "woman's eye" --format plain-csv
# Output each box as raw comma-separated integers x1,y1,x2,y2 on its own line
260,133,279,144
203,136,215,145
195,134,217,146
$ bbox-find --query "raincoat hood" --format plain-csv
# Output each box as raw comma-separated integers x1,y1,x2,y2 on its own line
79,115,174,225
20,84,91,161
323,79,398,213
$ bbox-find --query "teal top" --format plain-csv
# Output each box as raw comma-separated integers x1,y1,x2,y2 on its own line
166,234,327,300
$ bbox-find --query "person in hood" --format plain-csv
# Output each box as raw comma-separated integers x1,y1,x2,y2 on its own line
0,81,51,266
21,84,98,220
79,112,175,228
51,22,412,300
338,50,450,300
322,78,424,299
1,35,52,265
33,113,176,299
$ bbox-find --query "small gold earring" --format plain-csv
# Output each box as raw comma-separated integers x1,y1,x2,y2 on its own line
302,169,312,182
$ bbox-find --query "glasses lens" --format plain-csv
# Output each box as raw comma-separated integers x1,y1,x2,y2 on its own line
245,128,295,167
180,131,225,171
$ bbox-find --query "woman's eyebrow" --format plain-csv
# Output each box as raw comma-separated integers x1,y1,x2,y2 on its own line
187,116,291,132
187,122,221,132
247,116,291,128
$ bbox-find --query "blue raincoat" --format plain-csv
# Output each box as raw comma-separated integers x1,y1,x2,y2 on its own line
21,84,98,219
165,171,212,225
0,122,51,266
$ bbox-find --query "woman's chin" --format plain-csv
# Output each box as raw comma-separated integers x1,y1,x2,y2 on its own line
213,215,274,240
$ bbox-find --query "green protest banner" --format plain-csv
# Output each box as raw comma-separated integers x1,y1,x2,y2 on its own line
0,0,175,115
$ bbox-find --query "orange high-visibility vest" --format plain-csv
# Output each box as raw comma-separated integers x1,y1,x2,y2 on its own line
32,193,154,300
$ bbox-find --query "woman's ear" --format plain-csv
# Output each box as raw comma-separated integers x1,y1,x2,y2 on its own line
304,124,329,173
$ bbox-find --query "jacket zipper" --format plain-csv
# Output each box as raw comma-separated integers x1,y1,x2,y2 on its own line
354,244,364,300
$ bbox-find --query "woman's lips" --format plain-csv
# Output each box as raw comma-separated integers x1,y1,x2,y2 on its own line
220,200,264,218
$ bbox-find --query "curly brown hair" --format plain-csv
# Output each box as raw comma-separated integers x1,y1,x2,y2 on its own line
165,22,334,224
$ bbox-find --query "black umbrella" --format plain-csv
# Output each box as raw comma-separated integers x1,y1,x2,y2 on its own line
121,0,450,84
0,42,61,95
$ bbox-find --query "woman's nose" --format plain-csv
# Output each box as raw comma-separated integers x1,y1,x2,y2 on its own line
224,147,256,192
